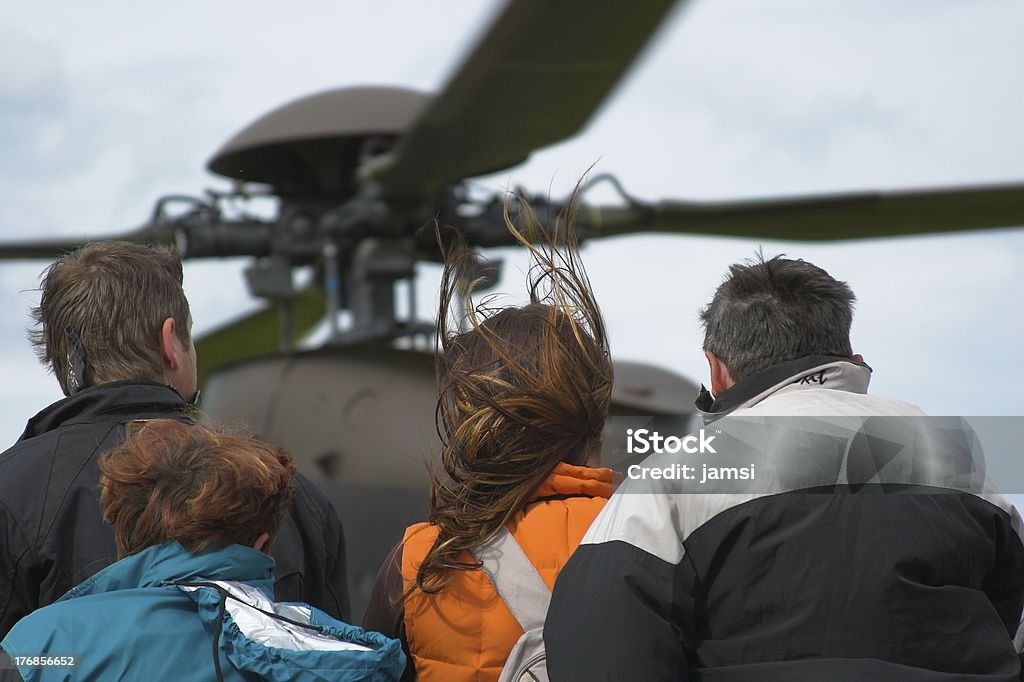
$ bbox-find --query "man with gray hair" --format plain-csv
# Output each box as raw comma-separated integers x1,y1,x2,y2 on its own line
545,254,1024,680
0,242,350,638
697,255,861,415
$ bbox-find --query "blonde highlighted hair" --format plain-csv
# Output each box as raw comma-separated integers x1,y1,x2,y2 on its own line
415,185,612,593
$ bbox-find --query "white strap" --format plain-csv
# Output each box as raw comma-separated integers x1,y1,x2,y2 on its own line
471,526,551,631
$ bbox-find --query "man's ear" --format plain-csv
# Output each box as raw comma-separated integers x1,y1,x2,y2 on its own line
159,317,179,371
705,350,735,397
851,353,864,364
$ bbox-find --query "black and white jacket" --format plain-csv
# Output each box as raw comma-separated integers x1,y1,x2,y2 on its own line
544,356,1024,681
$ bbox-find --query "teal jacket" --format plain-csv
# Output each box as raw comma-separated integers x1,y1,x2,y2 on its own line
1,542,405,682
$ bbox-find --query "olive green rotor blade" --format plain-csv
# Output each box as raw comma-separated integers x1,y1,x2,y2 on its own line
195,284,325,387
379,0,683,202
586,183,1024,241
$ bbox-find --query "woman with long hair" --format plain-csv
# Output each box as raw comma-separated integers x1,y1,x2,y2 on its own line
363,189,619,681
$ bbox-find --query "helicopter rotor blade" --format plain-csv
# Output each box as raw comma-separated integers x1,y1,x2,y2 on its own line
0,239,91,261
583,183,1024,241
194,283,325,387
0,223,175,261
378,0,682,202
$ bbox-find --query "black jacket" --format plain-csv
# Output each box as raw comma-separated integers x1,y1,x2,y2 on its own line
0,381,350,638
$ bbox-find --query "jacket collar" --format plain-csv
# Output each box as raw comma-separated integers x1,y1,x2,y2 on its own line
532,462,620,500
19,380,192,441
58,541,275,602
695,355,872,423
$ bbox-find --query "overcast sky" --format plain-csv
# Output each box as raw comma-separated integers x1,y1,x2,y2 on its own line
1,0,1022,453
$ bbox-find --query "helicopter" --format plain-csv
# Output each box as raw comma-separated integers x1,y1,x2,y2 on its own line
2,0,1023,614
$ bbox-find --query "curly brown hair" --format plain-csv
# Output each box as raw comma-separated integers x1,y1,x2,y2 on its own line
99,420,296,557
415,187,613,593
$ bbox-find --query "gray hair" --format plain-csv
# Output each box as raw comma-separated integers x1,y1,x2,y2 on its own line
700,254,856,382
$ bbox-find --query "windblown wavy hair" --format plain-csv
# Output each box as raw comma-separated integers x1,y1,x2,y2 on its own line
415,188,613,594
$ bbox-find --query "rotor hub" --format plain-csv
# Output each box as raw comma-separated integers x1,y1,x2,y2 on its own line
207,87,432,199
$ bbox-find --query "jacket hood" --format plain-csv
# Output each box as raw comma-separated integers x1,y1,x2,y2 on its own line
19,380,190,440
57,542,275,602
181,580,406,681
